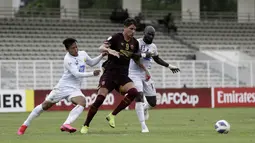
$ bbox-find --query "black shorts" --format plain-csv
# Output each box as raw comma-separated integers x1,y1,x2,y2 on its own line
98,70,132,93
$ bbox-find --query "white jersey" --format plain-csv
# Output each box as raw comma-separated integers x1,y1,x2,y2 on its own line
129,38,158,76
55,51,97,89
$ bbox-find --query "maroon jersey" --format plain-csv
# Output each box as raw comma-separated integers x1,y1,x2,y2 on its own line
103,33,139,75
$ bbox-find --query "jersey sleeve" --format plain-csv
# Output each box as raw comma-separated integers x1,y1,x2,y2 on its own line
64,56,94,78
82,51,103,67
152,44,159,56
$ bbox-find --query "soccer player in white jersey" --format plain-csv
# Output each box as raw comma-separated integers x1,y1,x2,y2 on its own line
129,26,180,133
17,38,107,135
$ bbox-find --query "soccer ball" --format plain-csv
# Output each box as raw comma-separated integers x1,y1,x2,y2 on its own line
214,120,230,134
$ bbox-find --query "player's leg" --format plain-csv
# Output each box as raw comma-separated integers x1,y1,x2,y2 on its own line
135,92,150,133
144,96,156,115
83,88,109,125
60,90,86,133
80,87,110,134
81,73,115,134
17,89,60,135
112,77,140,116
130,75,149,133
143,80,157,120
106,76,140,128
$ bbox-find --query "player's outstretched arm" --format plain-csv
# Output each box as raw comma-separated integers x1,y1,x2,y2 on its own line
68,68,95,78
65,60,100,78
85,53,104,67
153,55,180,73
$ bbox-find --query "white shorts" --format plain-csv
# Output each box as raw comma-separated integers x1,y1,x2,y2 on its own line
129,74,156,97
45,87,85,103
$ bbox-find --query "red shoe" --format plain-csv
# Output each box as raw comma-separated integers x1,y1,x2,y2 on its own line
17,125,27,135
60,124,76,133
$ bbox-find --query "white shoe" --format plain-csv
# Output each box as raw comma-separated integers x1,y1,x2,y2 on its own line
141,126,149,133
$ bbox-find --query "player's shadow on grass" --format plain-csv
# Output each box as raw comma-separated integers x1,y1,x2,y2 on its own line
77,130,139,136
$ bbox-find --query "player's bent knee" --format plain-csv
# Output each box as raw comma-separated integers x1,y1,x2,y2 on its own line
42,101,54,110
78,103,86,107
97,87,109,97
76,100,86,107
71,96,86,107
135,92,144,102
127,88,139,101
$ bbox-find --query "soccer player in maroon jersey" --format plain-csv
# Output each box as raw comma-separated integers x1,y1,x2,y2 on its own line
80,18,150,134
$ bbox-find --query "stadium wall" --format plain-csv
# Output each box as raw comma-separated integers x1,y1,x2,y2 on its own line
182,0,200,21
196,51,254,86
0,0,19,18
1,87,255,112
60,0,79,19
122,0,141,17
238,0,255,22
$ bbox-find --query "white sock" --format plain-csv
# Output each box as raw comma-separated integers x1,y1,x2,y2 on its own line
23,104,44,126
63,105,84,125
135,102,146,128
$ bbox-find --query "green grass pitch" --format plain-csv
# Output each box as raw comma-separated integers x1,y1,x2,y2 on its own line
0,108,254,143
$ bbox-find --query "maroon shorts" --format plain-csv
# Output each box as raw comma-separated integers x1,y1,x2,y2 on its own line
98,70,132,93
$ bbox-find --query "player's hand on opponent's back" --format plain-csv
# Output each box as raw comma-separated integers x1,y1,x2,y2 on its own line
108,49,120,58
168,65,180,74
99,44,120,58
93,70,101,76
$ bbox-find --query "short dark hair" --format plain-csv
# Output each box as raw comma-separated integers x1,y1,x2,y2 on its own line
63,38,77,50
124,18,137,27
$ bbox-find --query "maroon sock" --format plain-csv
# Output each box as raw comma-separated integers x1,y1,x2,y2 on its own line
112,88,138,115
84,95,105,126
